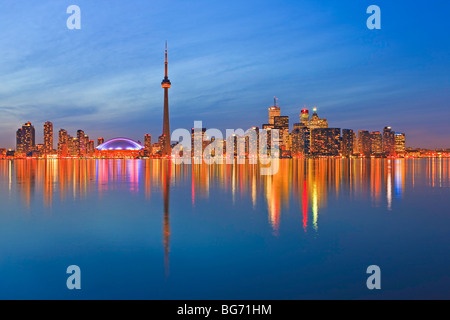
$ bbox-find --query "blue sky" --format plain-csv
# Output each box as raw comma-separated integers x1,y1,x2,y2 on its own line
0,0,449,149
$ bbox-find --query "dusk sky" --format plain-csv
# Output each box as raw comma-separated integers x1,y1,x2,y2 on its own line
0,0,449,149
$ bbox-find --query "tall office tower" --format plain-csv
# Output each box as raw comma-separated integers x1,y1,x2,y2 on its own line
191,128,207,157
145,134,152,155
291,124,310,157
300,109,310,129
310,128,340,156
87,140,95,155
383,127,395,156
73,137,80,156
67,136,77,156
341,129,354,157
16,122,35,154
43,121,53,154
352,131,358,154
309,108,328,130
161,41,172,156
249,127,260,156
370,131,383,156
358,130,372,157
84,135,90,152
261,124,274,153
291,128,301,157
76,130,86,155
274,116,289,151
97,137,105,146
16,128,24,153
395,133,406,157
58,129,68,156
268,97,281,125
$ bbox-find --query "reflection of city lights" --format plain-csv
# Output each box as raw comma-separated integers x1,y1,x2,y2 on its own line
395,160,403,199
387,161,392,211
3,158,444,236
302,180,308,231
313,183,318,232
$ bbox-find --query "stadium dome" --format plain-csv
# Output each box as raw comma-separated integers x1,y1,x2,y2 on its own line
96,138,144,151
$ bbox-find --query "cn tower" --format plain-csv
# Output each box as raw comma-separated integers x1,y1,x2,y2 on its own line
161,41,171,156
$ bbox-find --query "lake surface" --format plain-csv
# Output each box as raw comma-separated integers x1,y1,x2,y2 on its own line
0,158,449,299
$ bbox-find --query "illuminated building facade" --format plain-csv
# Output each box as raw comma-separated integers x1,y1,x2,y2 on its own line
274,116,289,151
262,124,274,154
77,130,86,156
341,129,354,157
371,131,383,156
300,109,310,129
144,134,152,156
58,129,68,156
43,121,53,155
310,108,328,130
383,127,395,156
269,97,280,125
97,137,105,147
311,128,341,156
191,128,207,157
16,122,35,155
395,133,406,157
358,130,372,157
68,136,77,156
292,124,310,157
87,140,95,156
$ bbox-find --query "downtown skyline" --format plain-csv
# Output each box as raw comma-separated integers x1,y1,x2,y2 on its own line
1,43,446,158
0,1,449,149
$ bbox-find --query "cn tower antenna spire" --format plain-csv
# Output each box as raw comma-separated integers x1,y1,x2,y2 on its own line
165,41,168,78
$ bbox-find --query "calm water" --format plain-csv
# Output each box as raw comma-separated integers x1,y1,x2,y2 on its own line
0,159,449,299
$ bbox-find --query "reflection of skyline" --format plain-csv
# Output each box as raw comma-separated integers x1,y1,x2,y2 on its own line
2,158,450,278
4,159,450,227
3,159,450,251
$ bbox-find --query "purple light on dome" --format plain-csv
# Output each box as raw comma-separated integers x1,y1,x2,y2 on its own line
96,138,144,151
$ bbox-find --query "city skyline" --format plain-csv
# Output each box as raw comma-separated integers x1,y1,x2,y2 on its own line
0,1,449,149
1,45,442,159
3,105,422,159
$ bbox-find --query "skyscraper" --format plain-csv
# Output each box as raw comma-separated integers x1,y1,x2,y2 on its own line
358,130,372,157
342,129,354,157
58,129,68,156
161,41,172,156
268,97,280,125
97,137,105,147
395,133,406,157
274,116,289,151
16,122,35,155
77,130,86,156
370,131,383,156
145,134,152,156
292,124,310,157
87,140,95,156
310,108,328,130
191,128,207,157
383,127,395,156
300,109,310,129
43,121,53,155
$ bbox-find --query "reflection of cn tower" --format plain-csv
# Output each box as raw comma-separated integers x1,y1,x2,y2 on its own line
162,161,171,277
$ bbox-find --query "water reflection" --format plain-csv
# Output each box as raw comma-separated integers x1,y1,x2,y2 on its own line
2,158,450,234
